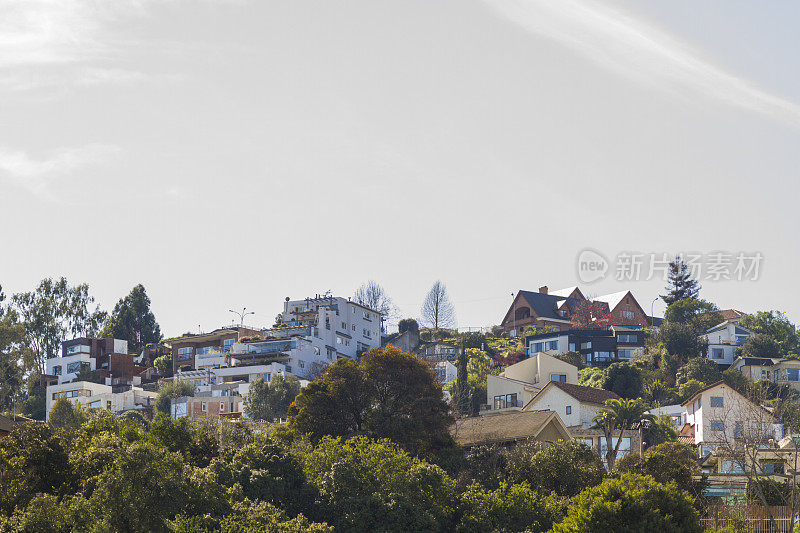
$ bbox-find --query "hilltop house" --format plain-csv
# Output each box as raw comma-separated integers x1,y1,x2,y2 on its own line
730,356,800,392
701,321,753,366
46,381,157,420
45,337,139,386
501,286,651,335
522,381,620,429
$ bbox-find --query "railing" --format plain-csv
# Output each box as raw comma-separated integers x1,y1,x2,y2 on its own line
700,505,793,533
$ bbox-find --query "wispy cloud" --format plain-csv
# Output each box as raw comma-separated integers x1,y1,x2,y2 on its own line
482,0,800,126
0,144,122,199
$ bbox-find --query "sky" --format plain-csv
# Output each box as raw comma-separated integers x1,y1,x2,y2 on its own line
1,0,799,335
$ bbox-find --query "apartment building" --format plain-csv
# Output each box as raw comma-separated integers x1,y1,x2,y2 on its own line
45,337,131,385
45,381,157,420
417,342,460,362
169,326,260,374
170,382,244,421
524,326,645,366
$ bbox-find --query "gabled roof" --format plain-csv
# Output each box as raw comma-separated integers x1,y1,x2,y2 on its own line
720,309,747,321
550,286,583,298
524,381,619,409
517,290,583,321
450,410,571,447
592,290,630,311
705,321,754,335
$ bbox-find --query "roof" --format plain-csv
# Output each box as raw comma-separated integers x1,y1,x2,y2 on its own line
0,414,32,434
550,286,580,298
518,290,585,321
524,381,619,409
720,309,747,321
450,410,570,447
591,290,630,311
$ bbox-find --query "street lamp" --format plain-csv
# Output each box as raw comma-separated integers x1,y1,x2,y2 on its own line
650,297,659,327
229,307,255,328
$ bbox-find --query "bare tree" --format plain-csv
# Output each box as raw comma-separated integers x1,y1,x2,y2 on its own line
421,280,456,330
353,280,395,318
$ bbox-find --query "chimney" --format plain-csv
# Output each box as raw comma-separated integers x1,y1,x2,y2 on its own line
539,286,548,294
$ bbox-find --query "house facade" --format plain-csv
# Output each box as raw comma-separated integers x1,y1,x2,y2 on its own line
522,381,620,429
450,410,572,449
730,357,800,392
45,337,131,385
524,326,645,366
46,381,157,420
681,382,782,456
434,360,457,385
485,352,579,413
702,321,753,366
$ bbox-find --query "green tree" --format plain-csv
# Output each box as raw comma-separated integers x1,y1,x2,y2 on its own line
102,284,162,353
579,366,605,388
504,440,605,497
553,474,702,532
735,333,782,359
0,310,26,411
303,435,457,532
289,347,454,458
244,374,302,422
210,441,315,517
676,356,722,386
740,311,799,357
19,385,46,421
12,277,106,375
603,361,643,399
616,442,701,497
657,322,704,358
155,379,195,415
593,398,649,471
0,422,71,515
664,298,722,334
678,379,706,402
48,397,87,429
154,353,172,375
722,367,751,395
2,493,94,532
397,318,419,335
457,482,563,533
661,256,701,306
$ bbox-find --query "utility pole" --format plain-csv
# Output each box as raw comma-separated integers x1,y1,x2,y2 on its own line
229,307,255,328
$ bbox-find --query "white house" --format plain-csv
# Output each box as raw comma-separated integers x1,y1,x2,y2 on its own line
173,362,308,397
485,352,578,413
681,382,782,456
701,321,753,366
522,381,620,428
434,360,457,385
46,381,157,420
647,404,684,429
46,338,129,385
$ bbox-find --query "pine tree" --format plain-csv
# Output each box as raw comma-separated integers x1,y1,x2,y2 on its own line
661,256,700,306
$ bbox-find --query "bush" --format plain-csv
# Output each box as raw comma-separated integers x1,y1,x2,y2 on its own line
552,473,702,533
457,482,563,533
155,379,195,415
505,440,605,497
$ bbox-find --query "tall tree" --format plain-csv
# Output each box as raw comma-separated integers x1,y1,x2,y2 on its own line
103,284,162,353
593,398,649,471
421,280,456,330
740,310,799,357
353,280,395,321
661,256,700,305
0,310,27,411
663,298,722,334
12,277,106,375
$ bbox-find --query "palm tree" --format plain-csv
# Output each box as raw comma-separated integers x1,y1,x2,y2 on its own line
593,398,650,471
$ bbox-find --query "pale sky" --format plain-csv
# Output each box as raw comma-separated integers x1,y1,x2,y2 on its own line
1,0,799,334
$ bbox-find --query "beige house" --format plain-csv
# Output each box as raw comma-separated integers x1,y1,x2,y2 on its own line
522,381,620,428
46,381,157,420
485,351,578,413
450,410,572,449
731,356,800,392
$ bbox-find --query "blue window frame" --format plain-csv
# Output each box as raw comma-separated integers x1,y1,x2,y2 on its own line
710,396,724,407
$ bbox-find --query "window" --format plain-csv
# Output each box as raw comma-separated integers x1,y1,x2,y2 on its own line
177,347,193,360
67,361,90,374
313,346,320,355
53,365,62,376
223,338,235,352
569,343,576,352
720,460,744,474
618,348,634,359
220,402,225,411
711,420,724,431
594,351,610,362
532,342,544,353
201,402,207,412
711,348,725,359
710,396,724,408
66,344,90,355
618,334,637,343
326,347,335,360
493,393,517,410
621,310,635,320
352,324,356,331
787,369,800,381
566,406,572,415
600,437,631,458
298,360,305,369
551,374,567,382
546,340,558,351
761,462,784,474
341,322,346,329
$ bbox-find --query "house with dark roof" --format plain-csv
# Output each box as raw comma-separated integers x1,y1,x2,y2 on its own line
450,410,572,448
522,381,620,429
484,352,579,413
730,356,800,392
701,321,754,366
501,285,652,334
